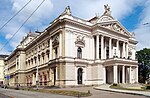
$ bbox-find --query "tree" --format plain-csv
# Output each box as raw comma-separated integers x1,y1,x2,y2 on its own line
136,48,150,83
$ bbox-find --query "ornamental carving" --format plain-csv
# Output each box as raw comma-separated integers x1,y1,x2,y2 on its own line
75,35,85,48
61,6,71,16
52,35,59,48
112,24,121,32
100,23,129,36
103,4,111,15
98,16,113,22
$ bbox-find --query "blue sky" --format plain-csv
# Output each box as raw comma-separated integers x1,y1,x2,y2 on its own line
0,0,150,54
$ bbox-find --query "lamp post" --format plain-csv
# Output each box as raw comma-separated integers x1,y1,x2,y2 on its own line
36,54,38,90
35,31,42,90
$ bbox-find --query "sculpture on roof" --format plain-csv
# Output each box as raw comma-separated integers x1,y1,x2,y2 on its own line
62,6,71,16
104,4,111,15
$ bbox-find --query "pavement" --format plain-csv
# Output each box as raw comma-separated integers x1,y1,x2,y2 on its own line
94,84,150,97
0,85,149,98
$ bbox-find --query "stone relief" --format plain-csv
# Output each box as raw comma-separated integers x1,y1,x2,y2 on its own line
100,23,128,36
75,35,85,48
52,35,59,48
99,16,113,22
112,24,121,32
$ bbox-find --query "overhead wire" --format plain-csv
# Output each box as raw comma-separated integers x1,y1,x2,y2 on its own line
0,0,32,33
0,0,46,51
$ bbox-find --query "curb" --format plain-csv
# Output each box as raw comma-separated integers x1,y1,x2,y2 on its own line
94,87,150,98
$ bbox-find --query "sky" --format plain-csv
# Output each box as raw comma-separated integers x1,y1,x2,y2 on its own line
0,0,150,54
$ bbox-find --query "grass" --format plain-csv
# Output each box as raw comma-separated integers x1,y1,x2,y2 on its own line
14,87,92,97
110,84,147,91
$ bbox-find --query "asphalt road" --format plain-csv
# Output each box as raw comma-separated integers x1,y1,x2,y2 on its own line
0,93,10,98
0,87,148,98
0,88,73,98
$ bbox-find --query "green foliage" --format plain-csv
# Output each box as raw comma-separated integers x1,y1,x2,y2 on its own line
112,83,118,86
146,85,150,89
136,48,150,83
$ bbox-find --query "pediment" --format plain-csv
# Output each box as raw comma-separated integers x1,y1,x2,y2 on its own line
99,21,131,37
97,15,114,22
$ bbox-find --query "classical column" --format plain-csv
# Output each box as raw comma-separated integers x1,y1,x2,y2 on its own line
113,65,118,83
16,57,18,70
50,38,52,60
129,66,132,83
103,66,106,83
136,66,138,83
116,40,119,57
122,65,125,83
126,43,128,59
101,35,104,59
32,74,36,85
59,32,62,57
104,40,106,59
96,35,99,59
123,42,125,58
109,38,112,58
19,55,21,69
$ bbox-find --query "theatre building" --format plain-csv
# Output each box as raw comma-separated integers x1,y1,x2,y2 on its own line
4,5,138,87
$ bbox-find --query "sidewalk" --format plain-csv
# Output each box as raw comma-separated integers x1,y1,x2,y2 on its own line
94,84,150,97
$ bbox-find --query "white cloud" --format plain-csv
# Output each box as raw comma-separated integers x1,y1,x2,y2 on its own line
11,0,53,24
0,0,149,52
52,0,142,20
0,0,54,52
133,0,150,50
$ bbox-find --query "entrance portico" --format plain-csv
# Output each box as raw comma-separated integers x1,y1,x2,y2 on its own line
104,58,138,84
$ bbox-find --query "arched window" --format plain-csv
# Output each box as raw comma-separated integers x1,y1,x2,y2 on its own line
77,47,82,58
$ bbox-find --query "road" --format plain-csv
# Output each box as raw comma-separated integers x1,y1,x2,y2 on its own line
0,87,148,98
0,88,73,98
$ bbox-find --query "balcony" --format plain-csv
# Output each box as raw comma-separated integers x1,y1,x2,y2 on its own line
103,57,138,66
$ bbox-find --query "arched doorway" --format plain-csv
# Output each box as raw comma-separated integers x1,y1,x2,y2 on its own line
77,68,83,84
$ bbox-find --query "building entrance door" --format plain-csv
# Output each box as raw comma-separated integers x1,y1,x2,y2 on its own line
77,68,83,84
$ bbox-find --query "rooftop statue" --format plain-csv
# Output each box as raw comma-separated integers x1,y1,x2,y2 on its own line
104,4,111,15
61,6,71,16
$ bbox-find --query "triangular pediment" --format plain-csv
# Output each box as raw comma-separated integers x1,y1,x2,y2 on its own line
97,15,114,22
98,17,131,37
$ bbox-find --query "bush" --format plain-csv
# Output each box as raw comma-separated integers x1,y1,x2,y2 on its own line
146,85,150,89
112,83,118,86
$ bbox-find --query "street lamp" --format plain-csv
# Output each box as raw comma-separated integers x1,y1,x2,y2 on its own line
35,52,39,90
35,31,41,90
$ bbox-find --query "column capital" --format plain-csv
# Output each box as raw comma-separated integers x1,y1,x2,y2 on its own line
96,34,100,36
100,34,104,37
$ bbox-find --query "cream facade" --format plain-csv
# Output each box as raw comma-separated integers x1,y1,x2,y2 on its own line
0,55,8,85
5,5,138,87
